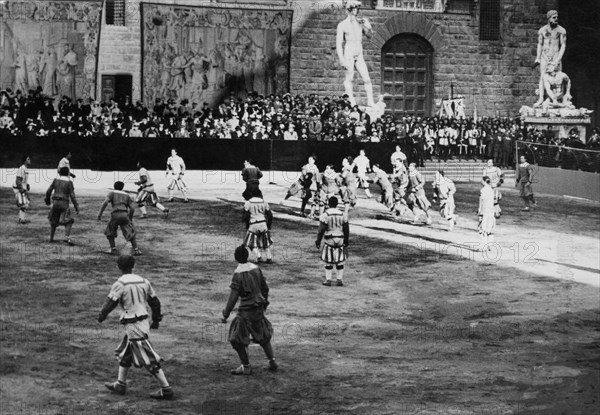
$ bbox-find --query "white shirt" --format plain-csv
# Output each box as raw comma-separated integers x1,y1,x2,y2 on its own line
479,185,495,216
15,164,28,189
353,155,370,173
107,273,157,321
58,157,70,173
167,155,185,175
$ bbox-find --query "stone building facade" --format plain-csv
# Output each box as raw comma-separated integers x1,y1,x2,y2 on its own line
96,0,558,118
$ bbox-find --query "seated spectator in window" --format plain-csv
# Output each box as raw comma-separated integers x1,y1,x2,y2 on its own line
587,127,600,148
251,124,264,140
284,123,298,140
174,123,190,138
190,124,203,139
129,122,143,137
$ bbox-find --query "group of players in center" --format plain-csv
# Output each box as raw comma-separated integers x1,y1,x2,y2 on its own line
28,146,517,401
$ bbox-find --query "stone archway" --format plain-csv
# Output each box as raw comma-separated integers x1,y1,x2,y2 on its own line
371,14,443,117
370,13,444,51
381,34,434,117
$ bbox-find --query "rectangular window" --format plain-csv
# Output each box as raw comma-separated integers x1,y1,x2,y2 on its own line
106,0,125,26
479,0,501,41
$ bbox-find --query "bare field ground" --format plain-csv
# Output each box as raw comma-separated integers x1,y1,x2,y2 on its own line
1,170,599,415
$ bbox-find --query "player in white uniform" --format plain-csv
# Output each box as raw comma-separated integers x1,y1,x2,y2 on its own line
352,149,372,198
243,189,273,264
482,159,504,218
433,170,457,231
57,151,76,179
135,161,169,219
98,255,173,400
303,155,321,219
340,156,358,212
478,176,496,251
165,149,189,202
390,145,407,169
13,156,31,224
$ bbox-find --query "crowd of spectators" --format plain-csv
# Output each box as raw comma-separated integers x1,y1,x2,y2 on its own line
1,87,598,170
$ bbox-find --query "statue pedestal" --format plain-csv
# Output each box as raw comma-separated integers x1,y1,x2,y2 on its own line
520,105,592,141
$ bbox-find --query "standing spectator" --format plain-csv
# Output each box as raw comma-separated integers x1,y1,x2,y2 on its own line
307,113,322,141
502,132,513,168
283,123,298,140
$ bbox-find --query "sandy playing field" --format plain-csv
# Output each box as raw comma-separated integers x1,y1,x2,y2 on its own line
1,169,598,415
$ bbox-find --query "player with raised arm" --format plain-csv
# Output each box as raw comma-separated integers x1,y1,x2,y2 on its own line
135,161,169,219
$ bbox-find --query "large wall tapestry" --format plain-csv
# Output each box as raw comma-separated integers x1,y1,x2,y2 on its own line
141,3,293,108
0,1,102,100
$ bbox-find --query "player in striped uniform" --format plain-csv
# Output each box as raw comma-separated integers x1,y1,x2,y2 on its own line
370,164,394,210
222,245,277,375
433,170,457,231
478,176,496,251
341,156,358,211
316,196,349,287
13,156,31,224
165,149,189,203
515,155,537,211
99,254,173,400
243,189,273,264
407,163,433,225
135,161,169,219
482,159,504,218
97,181,142,256
45,167,79,245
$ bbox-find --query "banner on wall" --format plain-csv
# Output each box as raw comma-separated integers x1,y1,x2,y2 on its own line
440,97,466,118
141,2,293,108
0,1,102,100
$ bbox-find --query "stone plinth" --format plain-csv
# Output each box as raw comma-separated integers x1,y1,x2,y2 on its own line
523,115,591,141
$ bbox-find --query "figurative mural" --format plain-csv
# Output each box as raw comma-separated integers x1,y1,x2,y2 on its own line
141,3,293,108
0,1,102,100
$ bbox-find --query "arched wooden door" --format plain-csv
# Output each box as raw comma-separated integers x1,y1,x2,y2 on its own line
381,34,434,118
